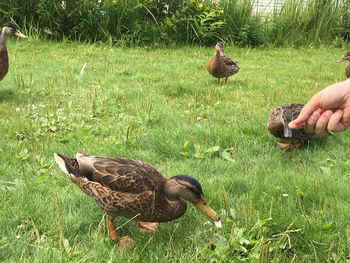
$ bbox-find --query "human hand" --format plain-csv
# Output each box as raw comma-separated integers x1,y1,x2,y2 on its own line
289,78,350,134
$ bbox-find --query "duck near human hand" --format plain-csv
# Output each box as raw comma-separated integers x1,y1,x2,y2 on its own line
337,52,350,79
267,103,313,151
54,152,221,246
0,21,27,81
206,41,240,85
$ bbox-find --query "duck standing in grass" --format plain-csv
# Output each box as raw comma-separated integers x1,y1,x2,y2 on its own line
206,41,240,84
337,52,350,79
268,103,313,151
0,21,27,81
54,152,221,246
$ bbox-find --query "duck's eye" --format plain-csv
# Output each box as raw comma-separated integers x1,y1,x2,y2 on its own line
188,186,196,192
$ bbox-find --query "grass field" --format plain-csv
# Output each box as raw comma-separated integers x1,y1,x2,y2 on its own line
1,39,350,262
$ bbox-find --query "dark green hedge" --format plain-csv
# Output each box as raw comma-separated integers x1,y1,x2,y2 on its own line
0,0,349,46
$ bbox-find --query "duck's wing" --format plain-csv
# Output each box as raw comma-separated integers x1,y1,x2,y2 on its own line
55,152,165,194
77,152,166,194
54,152,164,219
69,175,156,219
222,56,238,67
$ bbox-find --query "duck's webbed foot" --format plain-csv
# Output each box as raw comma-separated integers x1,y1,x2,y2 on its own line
277,141,302,155
119,236,133,249
277,141,293,148
135,221,159,232
293,143,302,152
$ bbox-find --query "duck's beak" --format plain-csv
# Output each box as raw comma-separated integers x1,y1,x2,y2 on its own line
284,126,292,138
337,57,345,63
194,195,222,228
15,30,27,39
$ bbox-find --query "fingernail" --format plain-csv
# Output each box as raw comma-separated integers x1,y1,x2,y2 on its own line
316,108,323,114
312,111,320,118
324,110,333,117
336,109,343,114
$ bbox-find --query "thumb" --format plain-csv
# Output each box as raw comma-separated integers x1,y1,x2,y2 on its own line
289,97,321,128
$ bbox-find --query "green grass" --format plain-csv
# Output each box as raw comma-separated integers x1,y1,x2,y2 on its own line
1,38,350,262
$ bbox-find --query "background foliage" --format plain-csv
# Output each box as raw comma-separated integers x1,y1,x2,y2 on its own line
0,0,349,47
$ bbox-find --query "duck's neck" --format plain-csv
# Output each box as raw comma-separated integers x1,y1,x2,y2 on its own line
163,179,181,201
147,182,185,222
215,50,221,57
0,29,9,49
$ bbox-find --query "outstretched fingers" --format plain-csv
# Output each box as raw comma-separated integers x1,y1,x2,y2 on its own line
304,109,322,133
289,95,322,129
314,110,333,135
327,109,346,132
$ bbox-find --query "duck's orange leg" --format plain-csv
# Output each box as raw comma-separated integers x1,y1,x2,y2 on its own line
277,142,293,148
108,218,117,239
135,221,158,232
292,143,302,152
108,218,132,248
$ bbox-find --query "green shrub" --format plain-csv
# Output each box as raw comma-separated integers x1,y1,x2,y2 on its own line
0,0,348,46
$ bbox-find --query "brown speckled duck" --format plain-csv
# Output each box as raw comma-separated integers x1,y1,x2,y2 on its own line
337,52,350,79
206,41,240,84
0,21,27,81
54,152,221,245
267,103,313,151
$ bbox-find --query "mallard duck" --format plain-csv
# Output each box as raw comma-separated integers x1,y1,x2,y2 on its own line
206,41,240,84
0,21,27,81
54,152,221,245
267,103,313,151
337,52,350,79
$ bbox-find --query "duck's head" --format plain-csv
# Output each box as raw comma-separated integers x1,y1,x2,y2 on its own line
164,174,222,227
2,21,27,38
337,52,350,63
278,108,293,138
214,42,222,55
217,41,226,56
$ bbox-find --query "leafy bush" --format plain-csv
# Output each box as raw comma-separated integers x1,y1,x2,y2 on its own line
0,0,349,46
266,0,349,46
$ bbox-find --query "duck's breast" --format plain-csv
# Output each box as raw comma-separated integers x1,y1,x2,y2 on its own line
0,48,9,81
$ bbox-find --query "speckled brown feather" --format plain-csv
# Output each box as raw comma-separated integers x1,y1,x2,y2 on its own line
56,153,187,222
268,103,313,142
345,64,350,79
0,48,8,81
338,52,350,79
70,176,186,222
78,155,165,194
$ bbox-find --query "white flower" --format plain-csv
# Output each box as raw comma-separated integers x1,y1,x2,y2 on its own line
15,108,21,112
57,108,64,112
31,104,37,110
282,194,288,197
